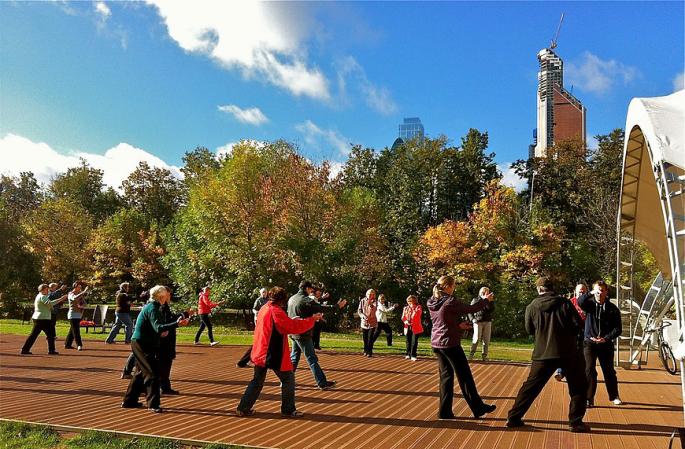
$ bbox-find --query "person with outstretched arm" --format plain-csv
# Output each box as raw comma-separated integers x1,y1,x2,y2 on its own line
21,284,69,355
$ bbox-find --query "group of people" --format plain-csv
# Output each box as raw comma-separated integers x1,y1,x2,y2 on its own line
19,272,623,433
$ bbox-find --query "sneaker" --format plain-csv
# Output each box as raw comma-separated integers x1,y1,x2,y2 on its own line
194,341,200,345
438,414,457,420
20,351,32,355
149,407,163,413
506,418,525,428
105,341,114,345
318,381,337,391
121,372,133,379
366,353,373,358
569,422,591,433
210,341,220,347
282,410,304,418
47,351,59,355
236,362,248,368
404,355,411,359
611,398,623,405
77,346,83,351
236,408,255,417
410,357,417,361
161,389,180,395
474,403,497,418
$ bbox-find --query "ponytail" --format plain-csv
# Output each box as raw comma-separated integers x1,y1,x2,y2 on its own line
433,275,455,298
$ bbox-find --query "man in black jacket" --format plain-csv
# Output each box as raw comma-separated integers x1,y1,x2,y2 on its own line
577,280,622,407
159,287,191,395
507,277,589,432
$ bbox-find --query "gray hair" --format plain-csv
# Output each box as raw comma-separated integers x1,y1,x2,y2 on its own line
120,282,130,291
38,284,48,292
259,287,267,294
149,285,167,301
48,283,58,289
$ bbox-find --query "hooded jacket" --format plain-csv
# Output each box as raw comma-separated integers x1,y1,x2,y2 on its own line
577,292,622,344
251,302,316,371
197,290,218,315
525,292,582,360
469,297,495,322
428,293,489,349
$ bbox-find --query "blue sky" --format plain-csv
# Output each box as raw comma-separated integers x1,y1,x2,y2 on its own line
1,1,683,189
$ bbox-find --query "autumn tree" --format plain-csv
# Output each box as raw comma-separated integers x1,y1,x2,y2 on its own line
121,161,185,226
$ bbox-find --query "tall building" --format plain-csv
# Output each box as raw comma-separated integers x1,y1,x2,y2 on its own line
534,48,586,157
398,117,425,141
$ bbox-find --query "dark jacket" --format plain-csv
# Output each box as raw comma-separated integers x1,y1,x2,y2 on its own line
159,303,187,359
525,292,582,360
131,301,179,352
115,291,132,314
287,289,324,340
577,292,622,344
469,297,495,322
428,293,489,349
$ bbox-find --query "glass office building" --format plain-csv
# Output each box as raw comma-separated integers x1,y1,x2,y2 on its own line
398,117,425,141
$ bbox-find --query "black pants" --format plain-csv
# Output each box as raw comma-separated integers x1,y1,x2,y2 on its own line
64,318,83,348
195,314,214,343
123,352,136,375
21,319,56,353
123,340,161,409
433,346,486,417
50,314,59,340
159,354,174,391
406,328,419,357
362,327,376,355
237,347,252,367
373,322,393,346
508,356,587,425
584,341,619,402
312,321,323,349
238,365,296,414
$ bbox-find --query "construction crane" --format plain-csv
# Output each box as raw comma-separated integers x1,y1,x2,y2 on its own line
550,13,565,50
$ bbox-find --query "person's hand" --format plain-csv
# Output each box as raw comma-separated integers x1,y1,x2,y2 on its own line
323,292,331,300
312,313,324,321
591,336,606,343
591,287,601,296
160,331,169,337
485,292,495,302
178,318,190,327
459,322,473,330
83,286,89,293
337,298,347,308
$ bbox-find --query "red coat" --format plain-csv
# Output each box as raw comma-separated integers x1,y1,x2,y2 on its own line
251,302,316,371
402,304,424,335
197,291,218,315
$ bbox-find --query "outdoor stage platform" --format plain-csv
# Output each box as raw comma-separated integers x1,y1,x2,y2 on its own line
0,334,681,449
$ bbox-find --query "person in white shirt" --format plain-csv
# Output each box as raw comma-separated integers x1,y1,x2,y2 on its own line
373,294,397,346
65,281,88,351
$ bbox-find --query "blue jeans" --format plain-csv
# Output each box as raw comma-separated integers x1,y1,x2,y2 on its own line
106,312,133,343
290,337,327,387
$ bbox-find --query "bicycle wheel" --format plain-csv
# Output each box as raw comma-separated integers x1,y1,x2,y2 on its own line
659,342,678,375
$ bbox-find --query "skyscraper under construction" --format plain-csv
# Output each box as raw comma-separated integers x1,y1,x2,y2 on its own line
534,48,586,158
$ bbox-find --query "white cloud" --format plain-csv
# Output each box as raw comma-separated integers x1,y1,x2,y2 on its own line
145,1,330,101
295,120,351,156
566,51,639,95
498,164,527,193
0,133,182,190
327,161,345,179
215,140,266,159
94,1,111,21
673,71,684,92
217,104,269,126
335,56,398,115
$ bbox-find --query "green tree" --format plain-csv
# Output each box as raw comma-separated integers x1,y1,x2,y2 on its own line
121,162,185,226
49,159,122,223
0,172,43,220
181,146,221,187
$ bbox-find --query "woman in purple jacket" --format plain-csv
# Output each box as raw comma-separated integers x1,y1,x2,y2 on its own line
427,275,496,420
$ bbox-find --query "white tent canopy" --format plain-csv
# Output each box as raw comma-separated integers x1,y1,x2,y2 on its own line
617,89,684,424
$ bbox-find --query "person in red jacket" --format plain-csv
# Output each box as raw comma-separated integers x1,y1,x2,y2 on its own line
194,287,223,346
236,287,323,418
402,295,424,361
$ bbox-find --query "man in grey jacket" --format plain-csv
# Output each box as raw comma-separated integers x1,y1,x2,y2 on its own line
288,280,344,390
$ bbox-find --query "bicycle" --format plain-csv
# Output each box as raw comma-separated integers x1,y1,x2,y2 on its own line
651,321,678,375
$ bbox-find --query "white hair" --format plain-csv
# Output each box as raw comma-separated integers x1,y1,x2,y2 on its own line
259,287,267,294
149,285,167,301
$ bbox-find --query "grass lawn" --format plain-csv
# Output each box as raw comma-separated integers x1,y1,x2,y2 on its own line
0,319,534,363
0,420,250,449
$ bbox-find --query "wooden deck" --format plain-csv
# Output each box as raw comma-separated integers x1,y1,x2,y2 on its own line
0,333,682,449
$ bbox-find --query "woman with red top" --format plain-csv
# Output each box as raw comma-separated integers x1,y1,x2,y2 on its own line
555,283,588,382
402,295,424,361
236,287,323,418
194,287,223,346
